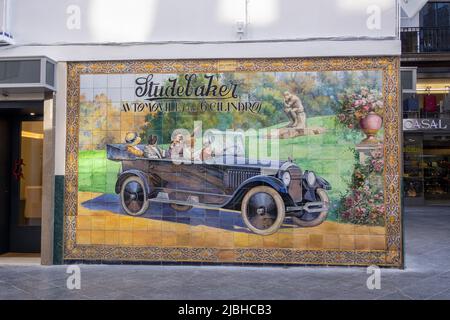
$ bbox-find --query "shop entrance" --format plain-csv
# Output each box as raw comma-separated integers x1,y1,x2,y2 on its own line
423,134,450,204
404,132,450,206
0,106,43,254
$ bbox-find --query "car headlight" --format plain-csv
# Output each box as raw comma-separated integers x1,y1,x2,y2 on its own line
281,171,291,186
306,171,316,187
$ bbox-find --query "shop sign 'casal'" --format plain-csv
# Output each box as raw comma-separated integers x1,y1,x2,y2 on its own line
403,118,450,131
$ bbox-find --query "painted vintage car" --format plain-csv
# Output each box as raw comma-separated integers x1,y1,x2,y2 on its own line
106,136,331,235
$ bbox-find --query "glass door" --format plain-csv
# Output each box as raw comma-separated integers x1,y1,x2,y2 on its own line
9,119,43,253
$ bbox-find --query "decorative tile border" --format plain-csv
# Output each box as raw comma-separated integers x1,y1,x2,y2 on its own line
64,57,402,267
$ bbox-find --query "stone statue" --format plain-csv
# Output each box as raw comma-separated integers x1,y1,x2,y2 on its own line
283,91,306,129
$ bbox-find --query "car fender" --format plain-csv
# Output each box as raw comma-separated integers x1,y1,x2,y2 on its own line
303,175,332,201
223,175,294,210
115,170,152,195
316,175,332,190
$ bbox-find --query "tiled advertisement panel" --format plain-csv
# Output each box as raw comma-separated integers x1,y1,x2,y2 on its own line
64,58,402,266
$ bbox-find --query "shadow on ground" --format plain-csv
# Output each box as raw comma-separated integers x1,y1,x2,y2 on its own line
81,193,300,234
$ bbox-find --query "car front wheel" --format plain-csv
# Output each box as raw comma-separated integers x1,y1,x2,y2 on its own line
120,176,150,216
241,186,285,236
292,188,329,227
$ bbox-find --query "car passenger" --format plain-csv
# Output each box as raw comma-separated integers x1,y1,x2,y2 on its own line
124,132,144,157
144,135,165,159
166,133,185,159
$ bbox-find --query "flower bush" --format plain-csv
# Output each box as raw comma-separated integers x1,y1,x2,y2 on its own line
335,87,384,130
338,148,385,226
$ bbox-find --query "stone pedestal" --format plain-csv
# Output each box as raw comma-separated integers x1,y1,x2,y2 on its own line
355,143,382,165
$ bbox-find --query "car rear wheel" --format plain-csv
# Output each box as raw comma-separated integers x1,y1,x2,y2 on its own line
241,186,285,236
120,176,149,216
292,188,329,227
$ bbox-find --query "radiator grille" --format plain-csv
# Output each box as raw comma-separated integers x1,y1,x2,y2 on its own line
226,169,260,189
288,166,303,203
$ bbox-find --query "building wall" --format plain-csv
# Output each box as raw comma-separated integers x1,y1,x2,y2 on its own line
10,0,398,43
0,0,400,61
0,0,403,265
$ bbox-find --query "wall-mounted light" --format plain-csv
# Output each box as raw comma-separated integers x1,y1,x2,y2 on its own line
236,21,246,39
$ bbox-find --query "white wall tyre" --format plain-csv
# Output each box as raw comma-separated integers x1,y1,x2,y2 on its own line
292,188,329,227
120,176,149,216
241,186,285,236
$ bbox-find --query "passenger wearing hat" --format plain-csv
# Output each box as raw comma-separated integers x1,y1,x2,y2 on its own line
144,135,165,159
125,132,144,157
166,132,185,160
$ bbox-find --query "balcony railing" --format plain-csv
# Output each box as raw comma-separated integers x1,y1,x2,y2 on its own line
401,27,450,53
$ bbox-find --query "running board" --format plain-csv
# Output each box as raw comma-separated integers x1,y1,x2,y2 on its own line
149,192,224,210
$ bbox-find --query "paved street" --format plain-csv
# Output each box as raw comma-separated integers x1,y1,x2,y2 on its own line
1,206,450,300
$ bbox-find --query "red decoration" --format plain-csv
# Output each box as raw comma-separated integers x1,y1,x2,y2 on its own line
13,159,25,181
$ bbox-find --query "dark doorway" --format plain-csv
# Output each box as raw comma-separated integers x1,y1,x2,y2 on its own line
0,117,11,253
0,102,43,254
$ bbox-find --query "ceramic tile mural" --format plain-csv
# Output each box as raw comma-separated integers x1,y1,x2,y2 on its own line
64,58,402,266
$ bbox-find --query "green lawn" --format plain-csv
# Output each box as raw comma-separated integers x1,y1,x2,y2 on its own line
275,116,361,220
78,150,121,194
78,115,362,220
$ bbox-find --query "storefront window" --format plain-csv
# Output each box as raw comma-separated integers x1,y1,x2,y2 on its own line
404,135,424,204
417,3,450,53
403,132,450,205
423,134,450,203
420,2,450,27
